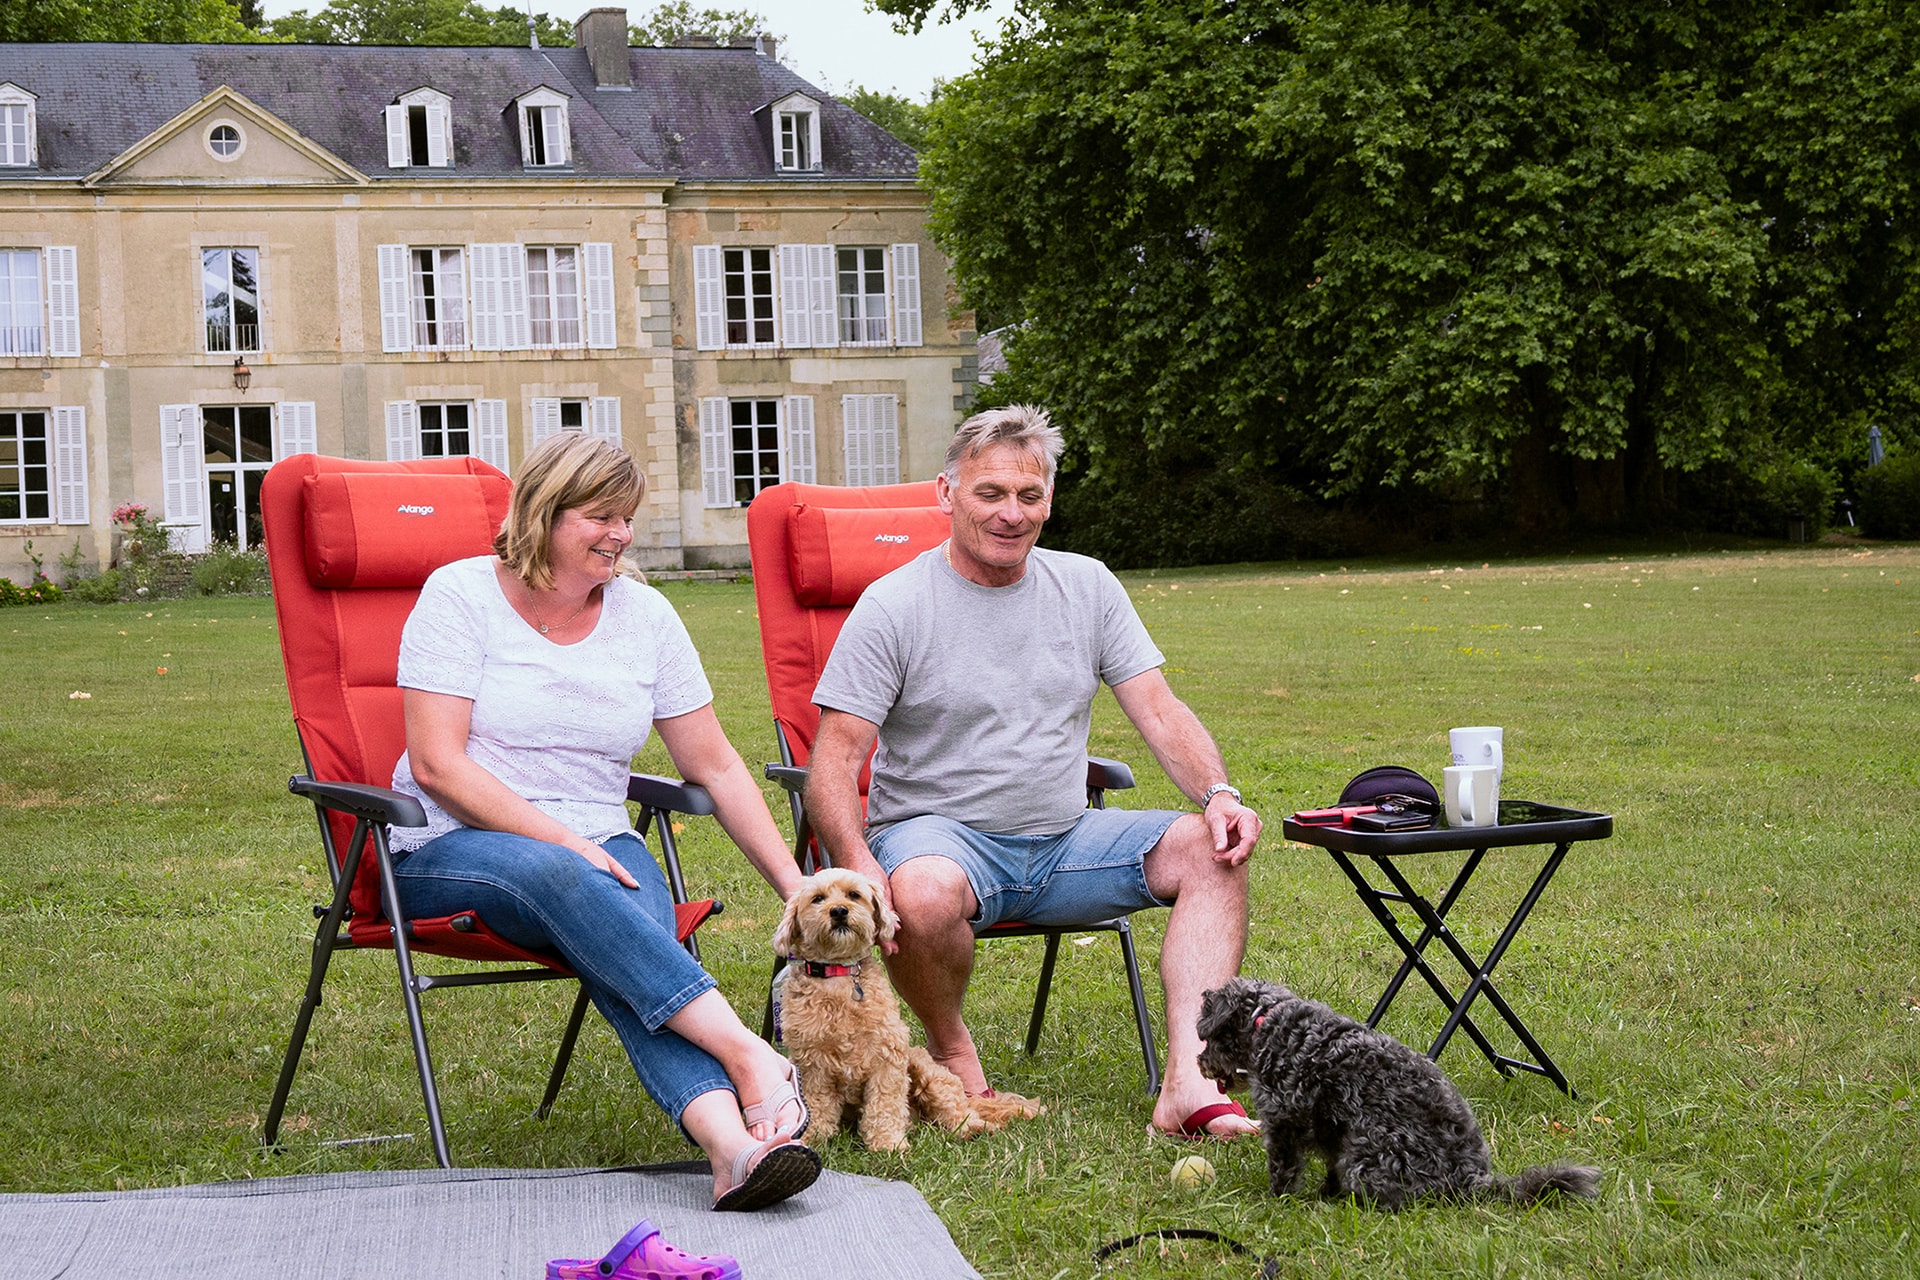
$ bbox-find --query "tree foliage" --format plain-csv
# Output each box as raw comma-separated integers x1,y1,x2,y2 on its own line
924,0,1920,534
627,2,771,48
842,86,936,152
1,0,251,42
264,0,572,46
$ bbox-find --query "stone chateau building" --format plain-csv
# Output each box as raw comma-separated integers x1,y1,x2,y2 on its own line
0,9,975,578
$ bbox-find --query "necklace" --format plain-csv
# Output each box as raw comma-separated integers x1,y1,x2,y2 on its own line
529,588,594,635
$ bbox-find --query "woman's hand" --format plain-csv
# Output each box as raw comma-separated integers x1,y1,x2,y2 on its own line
570,837,640,889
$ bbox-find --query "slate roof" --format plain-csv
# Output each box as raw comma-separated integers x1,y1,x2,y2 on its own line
0,41,917,182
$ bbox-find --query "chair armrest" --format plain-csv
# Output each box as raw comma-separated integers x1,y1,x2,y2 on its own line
765,764,809,794
1088,757,1135,792
289,776,428,827
627,773,717,817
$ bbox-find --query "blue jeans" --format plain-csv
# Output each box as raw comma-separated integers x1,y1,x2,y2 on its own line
392,827,732,1130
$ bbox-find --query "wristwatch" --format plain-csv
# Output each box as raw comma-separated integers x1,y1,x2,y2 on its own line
1201,782,1242,808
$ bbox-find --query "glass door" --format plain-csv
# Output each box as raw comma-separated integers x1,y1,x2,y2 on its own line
202,404,274,549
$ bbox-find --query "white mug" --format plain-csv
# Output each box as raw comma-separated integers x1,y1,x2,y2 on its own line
1444,764,1500,828
1449,725,1504,779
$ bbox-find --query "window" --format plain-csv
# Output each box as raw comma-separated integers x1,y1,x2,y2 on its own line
0,84,34,168
698,395,813,506
526,246,582,347
0,246,79,359
770,93,821,173
158,402,307,552
200,404,273,549
842,393,900,487
384,398,508,471
202,248,260,354
385,90,452,168
837,247,888,345
517,90,571,168
724,248,775,347
206,123,243,159
1,249,42,356
409,247,467,349
529,396,622,452
0,410,48,521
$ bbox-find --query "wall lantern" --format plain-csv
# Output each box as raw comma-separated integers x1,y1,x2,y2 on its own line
232,356,251,392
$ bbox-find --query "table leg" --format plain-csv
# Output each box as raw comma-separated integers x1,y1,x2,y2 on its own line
1366,849,1484,1024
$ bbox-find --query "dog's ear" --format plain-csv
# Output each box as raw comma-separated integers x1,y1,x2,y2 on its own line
771,887,803,956
871,884,899,944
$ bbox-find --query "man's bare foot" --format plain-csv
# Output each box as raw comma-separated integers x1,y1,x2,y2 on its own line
1151,1078,1260,1140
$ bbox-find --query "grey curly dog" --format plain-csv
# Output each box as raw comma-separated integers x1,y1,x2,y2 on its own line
1197,977,1602,1210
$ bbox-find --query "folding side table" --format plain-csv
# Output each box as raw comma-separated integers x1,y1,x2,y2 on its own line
1282,800,1612,1097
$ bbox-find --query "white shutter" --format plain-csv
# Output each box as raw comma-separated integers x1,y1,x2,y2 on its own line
583,242,616,349
807,244,838,349
891,244,922,347
528,397,563,448
543,106,568,166
52,405,87,524
425,100,450,167
277,401,317,458
385,104,409,167
693,244,724,350
783,394,815,485
468,243,501,351
777,244,809,349
46,246,80,358
699,396,731,507
873,394,900,484
589,395,622,445
476,399,509,473
842,394,872,487
377,244,412,352
385,399,420,461
159,404,205,550
500,245,529,350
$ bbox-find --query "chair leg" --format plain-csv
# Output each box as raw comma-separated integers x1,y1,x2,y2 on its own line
1024,932,1062,1056
373,827,454,1168
1115,921,1162,1096
262,916,341,1151
537,984,593,1120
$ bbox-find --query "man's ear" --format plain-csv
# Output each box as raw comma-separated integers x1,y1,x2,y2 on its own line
934,470,954,515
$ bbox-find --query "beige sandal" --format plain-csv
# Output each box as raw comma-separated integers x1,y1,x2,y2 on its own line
712,1136,822,1212
740,1058,809,1140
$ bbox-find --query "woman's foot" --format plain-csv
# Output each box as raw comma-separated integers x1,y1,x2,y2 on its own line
711,1133,822,1212
736,1050,808,1141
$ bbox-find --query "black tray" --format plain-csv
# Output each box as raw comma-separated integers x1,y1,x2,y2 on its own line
1282,800,1613,856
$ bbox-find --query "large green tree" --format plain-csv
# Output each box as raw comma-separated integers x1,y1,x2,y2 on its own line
923,0,1920,533
265,0,573,46
1,0,251,42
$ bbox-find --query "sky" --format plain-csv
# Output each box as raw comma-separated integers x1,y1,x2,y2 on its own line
255,0,1016,100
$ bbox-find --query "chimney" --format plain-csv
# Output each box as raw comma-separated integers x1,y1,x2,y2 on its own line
574,8,632,89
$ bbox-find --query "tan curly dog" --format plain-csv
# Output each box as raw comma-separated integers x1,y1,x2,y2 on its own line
771,867,1041,1151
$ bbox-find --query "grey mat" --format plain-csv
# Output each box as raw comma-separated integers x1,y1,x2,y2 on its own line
0,1163,981,1280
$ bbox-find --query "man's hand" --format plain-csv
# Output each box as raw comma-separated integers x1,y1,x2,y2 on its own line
1204,791,1262,866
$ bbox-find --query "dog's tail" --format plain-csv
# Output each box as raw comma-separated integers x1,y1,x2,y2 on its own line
1488,1164,1603,1203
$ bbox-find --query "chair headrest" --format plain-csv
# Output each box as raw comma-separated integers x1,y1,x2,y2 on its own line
787,502,952,606
303,470,511,589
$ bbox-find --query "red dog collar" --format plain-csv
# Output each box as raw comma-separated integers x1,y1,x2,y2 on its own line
793,958,861,980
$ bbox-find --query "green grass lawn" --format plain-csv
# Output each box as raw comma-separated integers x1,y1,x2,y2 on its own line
2,540,1916,1277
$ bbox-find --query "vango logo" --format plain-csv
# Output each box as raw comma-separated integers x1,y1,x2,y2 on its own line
873,533,909,544
397,504,436,517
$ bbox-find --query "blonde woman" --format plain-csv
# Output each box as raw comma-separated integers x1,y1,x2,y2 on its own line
389,432,816,1211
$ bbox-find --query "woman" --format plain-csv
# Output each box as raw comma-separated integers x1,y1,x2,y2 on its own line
388,431,814,1211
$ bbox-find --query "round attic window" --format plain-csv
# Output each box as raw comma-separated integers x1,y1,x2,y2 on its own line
206,123,244,160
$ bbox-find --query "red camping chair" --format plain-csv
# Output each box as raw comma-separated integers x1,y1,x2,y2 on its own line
258,454,721,1167
746,480,1162,1094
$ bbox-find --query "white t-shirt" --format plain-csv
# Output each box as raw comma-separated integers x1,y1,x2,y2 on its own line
389,556,713,852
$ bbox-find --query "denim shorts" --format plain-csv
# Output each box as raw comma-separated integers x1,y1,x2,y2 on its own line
867,807,1182,931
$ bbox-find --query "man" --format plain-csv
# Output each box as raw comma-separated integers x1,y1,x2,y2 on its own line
807,404,1262,1139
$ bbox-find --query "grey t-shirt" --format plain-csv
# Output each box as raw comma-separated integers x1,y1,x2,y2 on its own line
812,545,1164,837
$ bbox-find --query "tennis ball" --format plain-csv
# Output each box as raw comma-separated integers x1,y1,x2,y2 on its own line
1170,1154,1216,1191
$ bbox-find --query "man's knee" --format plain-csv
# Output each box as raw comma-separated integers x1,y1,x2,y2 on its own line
1146,814,1249,900
886,855,977,927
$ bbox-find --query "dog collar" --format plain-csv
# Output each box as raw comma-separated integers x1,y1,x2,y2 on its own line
793,958,861,980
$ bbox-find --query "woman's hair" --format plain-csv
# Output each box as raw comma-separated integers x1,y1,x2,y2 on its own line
943,404,1064,487
494,432,644,590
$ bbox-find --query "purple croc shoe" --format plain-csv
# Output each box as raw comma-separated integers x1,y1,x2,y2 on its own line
547,1219,741,1280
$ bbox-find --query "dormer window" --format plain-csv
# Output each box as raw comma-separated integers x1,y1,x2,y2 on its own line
770,93,821,172
0,84,34,168
386,88,452,169
515,88,571,168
